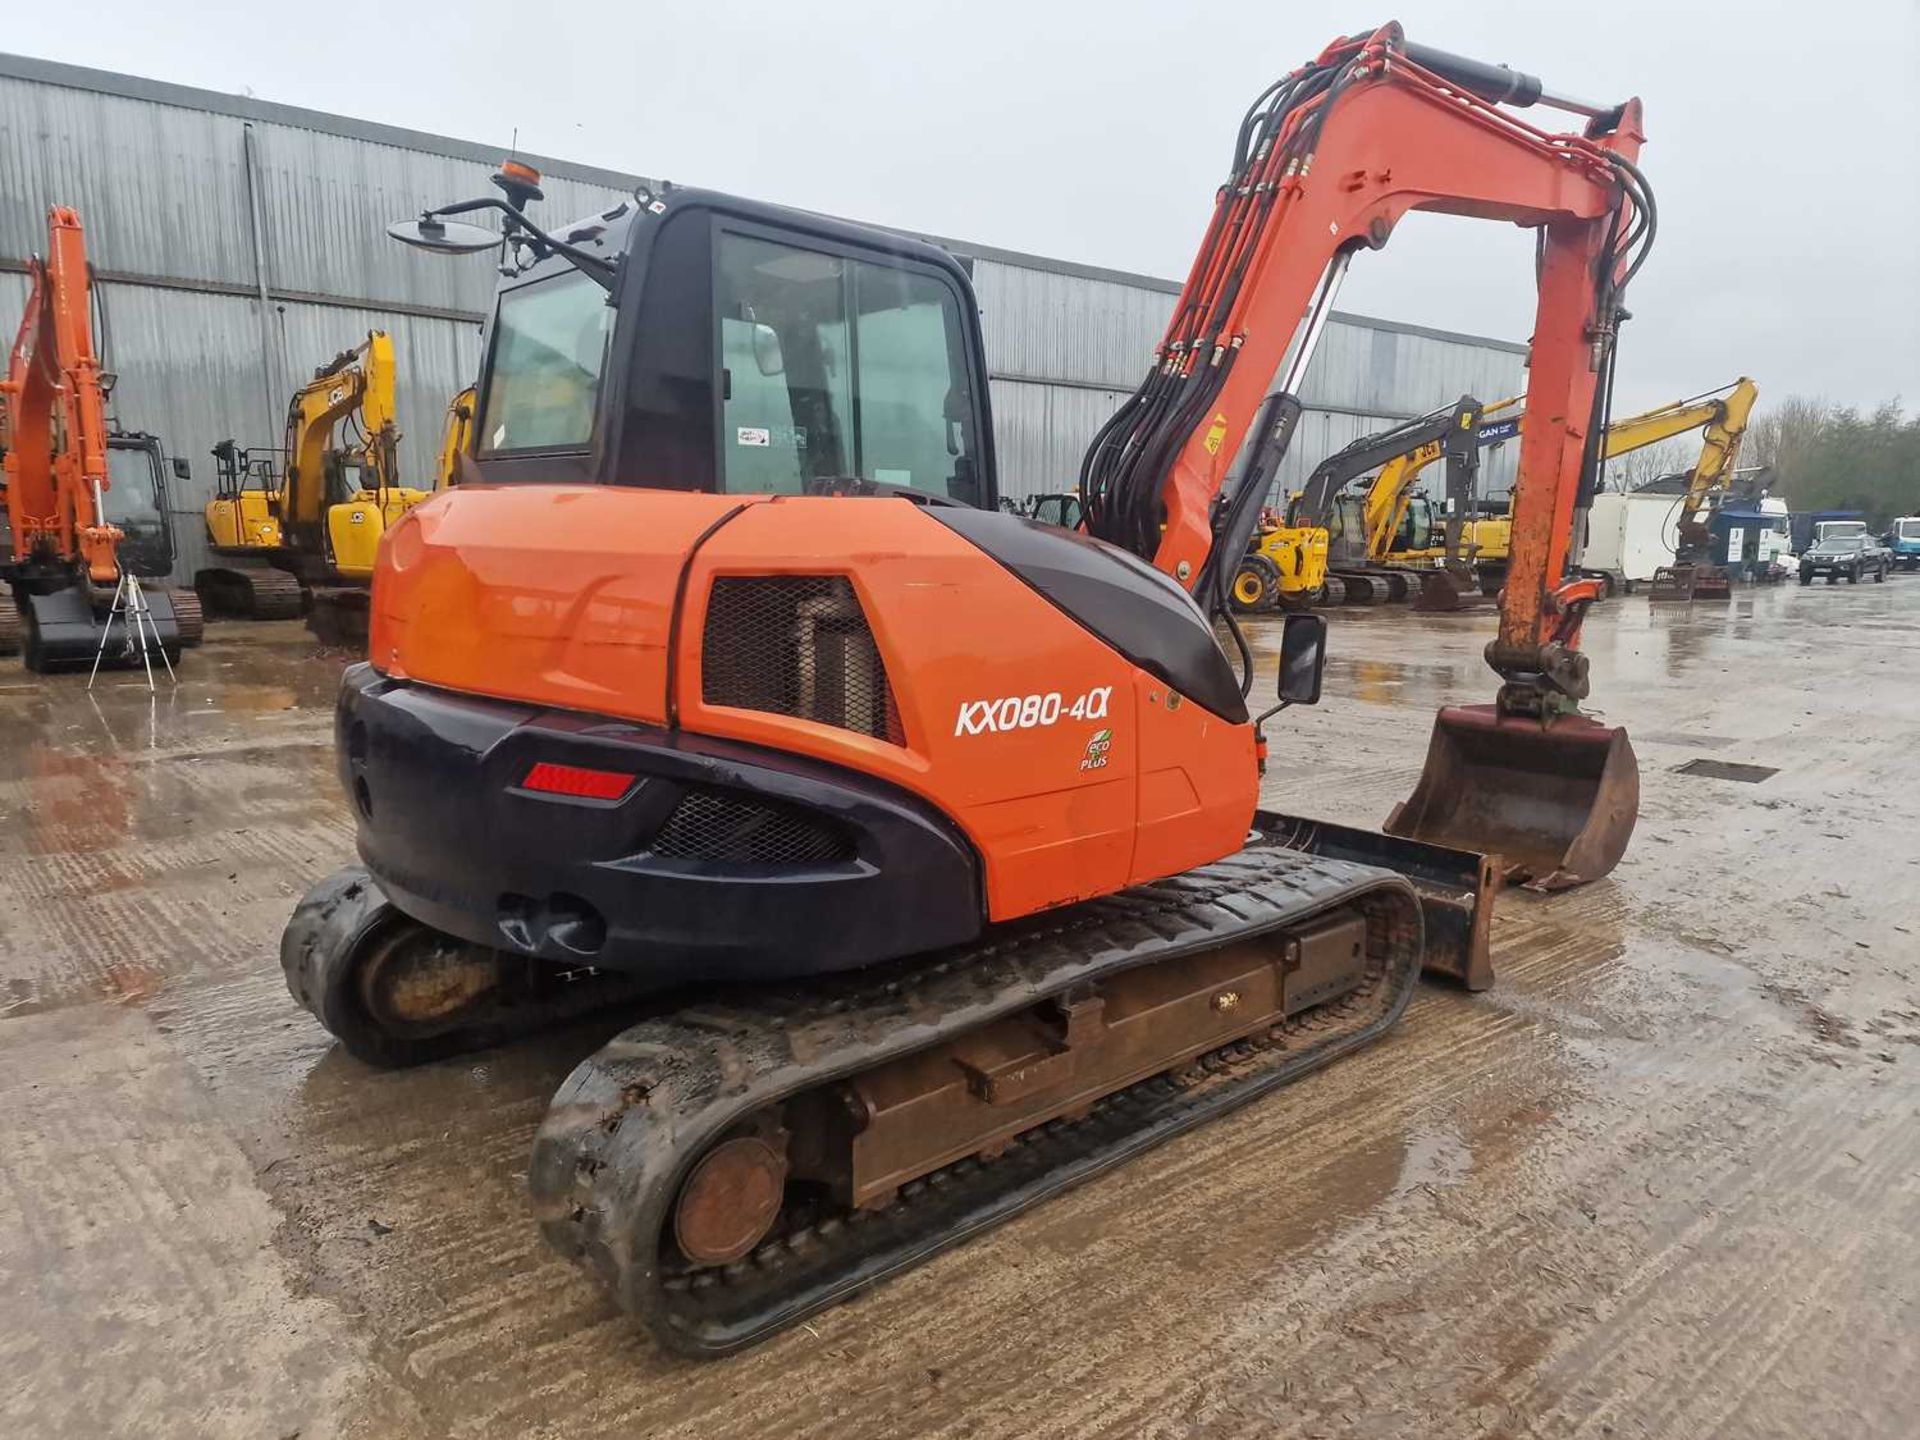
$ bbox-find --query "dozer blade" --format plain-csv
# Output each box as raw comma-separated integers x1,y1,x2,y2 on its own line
1411,570,1500,613
1385,704,1638,892
1265,810,1499,989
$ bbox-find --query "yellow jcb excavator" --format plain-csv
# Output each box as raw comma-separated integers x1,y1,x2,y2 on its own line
1435,379,1760,605
1232,398,1480,611
197,332,431,640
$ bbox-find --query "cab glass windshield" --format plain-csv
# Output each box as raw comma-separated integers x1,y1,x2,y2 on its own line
478,271,613,454
104,443,163,528
1899,519,1920,540
714,231,978,499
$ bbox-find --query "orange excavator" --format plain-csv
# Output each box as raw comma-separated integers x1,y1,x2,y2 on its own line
283,25,1650,1354
1,207,201,671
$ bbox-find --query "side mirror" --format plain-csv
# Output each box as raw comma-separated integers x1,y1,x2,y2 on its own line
172,458,192,480
386,215,502,255
751,323,785,377
1277,612,1327,706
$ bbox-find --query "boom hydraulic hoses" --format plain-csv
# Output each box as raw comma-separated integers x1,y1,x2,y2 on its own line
1079,43,1365,566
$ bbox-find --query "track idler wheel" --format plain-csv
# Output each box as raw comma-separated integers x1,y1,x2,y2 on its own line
672,1125,792,1267
282,866,511,1067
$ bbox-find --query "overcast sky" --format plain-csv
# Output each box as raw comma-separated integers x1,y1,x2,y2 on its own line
9,0,1917,416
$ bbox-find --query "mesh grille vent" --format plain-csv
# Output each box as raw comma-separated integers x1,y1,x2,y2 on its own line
650,788,854,866
702,576,903,743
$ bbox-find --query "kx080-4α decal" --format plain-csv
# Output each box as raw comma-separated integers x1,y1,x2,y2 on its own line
954,686,1113,737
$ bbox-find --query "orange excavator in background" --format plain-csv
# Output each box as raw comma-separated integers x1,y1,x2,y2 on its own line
0,207,201,671
283,25,1651,1354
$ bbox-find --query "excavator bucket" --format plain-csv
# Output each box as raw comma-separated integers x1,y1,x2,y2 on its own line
1386,705,1638,892
1648,563,1731,602
1411,570,1500,613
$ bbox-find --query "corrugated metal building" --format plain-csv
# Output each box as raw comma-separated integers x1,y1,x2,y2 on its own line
1,52,1527,586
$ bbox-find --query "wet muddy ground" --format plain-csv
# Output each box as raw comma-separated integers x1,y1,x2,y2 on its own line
1,585,1915,1438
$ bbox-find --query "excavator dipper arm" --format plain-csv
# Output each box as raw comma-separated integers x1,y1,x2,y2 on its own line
282,332,401,533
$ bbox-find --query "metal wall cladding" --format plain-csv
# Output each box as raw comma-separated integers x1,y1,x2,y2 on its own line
989,378,1137,501
0,75,256,283
248,123,631,311
0,71,633,309
972,258,1175,389
1300,318,1528,418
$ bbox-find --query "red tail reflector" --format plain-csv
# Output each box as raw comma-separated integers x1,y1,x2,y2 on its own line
520,761,635,801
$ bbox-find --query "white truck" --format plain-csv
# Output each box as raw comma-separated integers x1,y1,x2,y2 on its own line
1580,490,1680,590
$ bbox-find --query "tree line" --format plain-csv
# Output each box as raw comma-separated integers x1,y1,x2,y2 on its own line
1742,398,1919,524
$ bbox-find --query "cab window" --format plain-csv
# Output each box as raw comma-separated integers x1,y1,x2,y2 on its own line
478,271,614,454
714,230,979,500
104,444,163,527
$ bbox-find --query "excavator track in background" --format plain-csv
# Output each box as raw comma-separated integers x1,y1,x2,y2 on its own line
167,587,205,647
195,562,307,620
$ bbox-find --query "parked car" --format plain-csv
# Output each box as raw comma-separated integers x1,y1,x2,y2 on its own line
1887,516,1920,571
1799,534,1891,585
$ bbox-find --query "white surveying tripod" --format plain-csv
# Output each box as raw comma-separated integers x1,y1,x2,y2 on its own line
87,569,176,692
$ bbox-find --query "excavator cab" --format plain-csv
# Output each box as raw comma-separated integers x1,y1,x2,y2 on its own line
433,187,997,509
101,432,183,580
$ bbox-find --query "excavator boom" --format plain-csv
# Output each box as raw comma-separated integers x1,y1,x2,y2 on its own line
1079,27,1651,888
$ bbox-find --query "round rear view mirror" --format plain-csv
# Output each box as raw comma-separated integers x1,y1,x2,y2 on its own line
386,216,501,254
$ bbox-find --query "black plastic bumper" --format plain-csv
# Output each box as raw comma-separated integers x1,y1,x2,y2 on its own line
336,666,983,984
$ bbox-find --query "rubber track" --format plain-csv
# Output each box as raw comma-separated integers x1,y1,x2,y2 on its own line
245,570,307,620
0,591,20,656
168,588,205,647
529,843,1423,1356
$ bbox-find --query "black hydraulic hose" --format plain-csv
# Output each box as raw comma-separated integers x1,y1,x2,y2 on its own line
1081,49,1359,567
